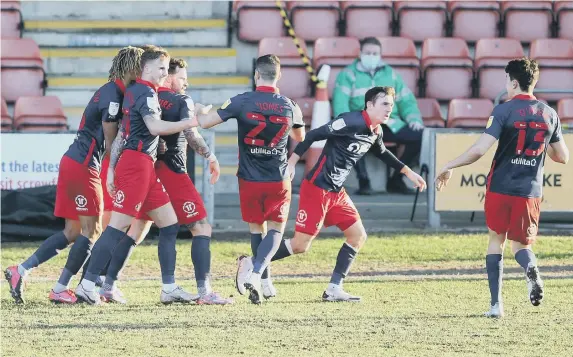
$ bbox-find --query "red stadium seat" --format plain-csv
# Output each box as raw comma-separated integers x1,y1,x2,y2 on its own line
417,98,444,127
377,37,420,96
474,38,525,100
342,1,394,39
258,37,311,99
1,38,46,103
1,97,12,132
421,38,473,100
14,96,68,132
447,99,494,129
448,1,501,43
287,1,341,42
395,1,448,43
502,1,553,43
555,1,573,39
1,1,22,38
313,37,361,99
557,98,573,126
529,39,573,101
234,1,284,42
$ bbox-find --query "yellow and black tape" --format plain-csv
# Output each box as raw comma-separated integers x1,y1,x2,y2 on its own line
275,0,325,88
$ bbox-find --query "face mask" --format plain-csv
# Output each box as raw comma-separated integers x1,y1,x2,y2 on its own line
360,54,380,71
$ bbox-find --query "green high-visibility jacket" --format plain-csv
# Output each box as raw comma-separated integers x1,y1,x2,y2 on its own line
332,59,423,133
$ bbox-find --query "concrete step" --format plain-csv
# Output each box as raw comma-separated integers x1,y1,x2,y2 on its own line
41,47,238,76
24,19,228,47
21,1,223,20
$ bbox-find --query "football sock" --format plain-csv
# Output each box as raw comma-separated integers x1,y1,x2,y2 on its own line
21,231,69,272
82,226,125,285
105,235,137,289
192,235,212,295
250,233,270,279
158,223,179,284
57,235,92,289
253,230,283,274
271,239,293,261
329,243,357,286
486,254,503,306
515,249,537,271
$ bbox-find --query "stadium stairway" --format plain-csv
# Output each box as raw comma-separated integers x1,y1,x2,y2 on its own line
19,1,250,193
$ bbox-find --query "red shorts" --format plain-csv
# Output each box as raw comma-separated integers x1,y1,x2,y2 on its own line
485,191,541,245
100,156,114,211
238,178,291,224
137,161,207,224
54,155,103,220
112,150,170,217
295,180,360,236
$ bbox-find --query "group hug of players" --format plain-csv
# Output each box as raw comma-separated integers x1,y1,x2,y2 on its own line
4,45,569,317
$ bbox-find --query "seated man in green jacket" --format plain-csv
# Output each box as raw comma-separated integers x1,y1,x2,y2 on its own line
332,37,424,194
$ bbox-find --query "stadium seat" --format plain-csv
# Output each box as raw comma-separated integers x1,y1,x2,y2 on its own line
1,1,22,38
13,96,68,132
555,1,573,39
448,1,501,42
342,1,394,39
447,99,494,129
1,38,46,103
502,1,553,42
417,98,444,127
395,1,448,43
529,39,573,101
421,38,473,100
377,37,420,96
474,38,525,100
557,98,573,126
287,1,341,42
313,37,360,99
258,37,311,99
234,1,285,42
1,97,12,132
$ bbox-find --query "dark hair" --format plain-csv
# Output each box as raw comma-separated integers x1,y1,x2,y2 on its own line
364,86,395,109
360,37,381,51
169,58,187,74
140,46,170,70
139,44,158,52
255,54,280,81
108,46,143,81
505,58,539,92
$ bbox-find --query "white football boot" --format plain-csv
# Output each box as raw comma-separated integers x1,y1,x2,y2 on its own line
484,302,504,318
235,255,253,296
262,278,277,299
160,286,199,304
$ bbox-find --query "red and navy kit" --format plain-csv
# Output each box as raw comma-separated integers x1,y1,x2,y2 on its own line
100,155,113,211
292,110,405,236
483,94,563,244
217,86,304,224
112,79,170,217
54,79,125,220
136,87,207,224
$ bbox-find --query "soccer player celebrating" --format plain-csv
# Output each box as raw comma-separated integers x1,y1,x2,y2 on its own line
236,86,427,304
75,46,198,305
4,46,143,304
195,54,305,301
100,58,233,305
435,58,569,318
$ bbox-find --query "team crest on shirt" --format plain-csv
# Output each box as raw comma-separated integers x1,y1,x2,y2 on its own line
75,195,88,212
328,118,346,132
108,102,119,116
486,116,494,129
221,98,231,109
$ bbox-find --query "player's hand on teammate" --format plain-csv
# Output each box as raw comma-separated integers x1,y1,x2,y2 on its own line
208,155,220,184
195,103,213,115
106,169,116,197
287,161,296,181
409,122,424,131
404,169,427,191
435,167,453,191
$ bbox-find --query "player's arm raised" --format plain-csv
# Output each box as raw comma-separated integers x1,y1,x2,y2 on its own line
196,95,245,129
139,92,196,136
372,136,426,191
289,100,306,142
547,116,569,164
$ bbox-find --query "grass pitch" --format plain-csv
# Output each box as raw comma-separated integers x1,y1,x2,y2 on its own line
2,234,572,356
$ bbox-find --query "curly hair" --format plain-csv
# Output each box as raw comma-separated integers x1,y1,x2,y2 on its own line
168,58,187,74
108,46,144,81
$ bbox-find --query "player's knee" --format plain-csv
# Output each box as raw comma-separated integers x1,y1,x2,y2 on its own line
190,220,211,237
63,220,82,242
81,220,102,243
291,236,312,254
